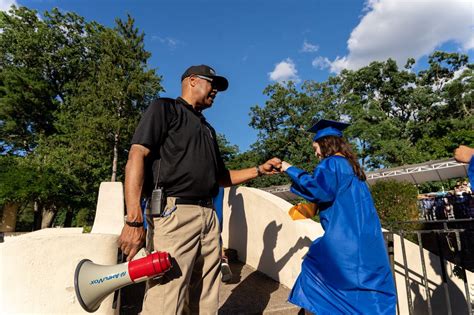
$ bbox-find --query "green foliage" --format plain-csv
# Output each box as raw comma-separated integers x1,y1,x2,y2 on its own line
249,81,339,172
82,226,92,233
14,203,34,231
250,172,290,188
339,55,473,168
74,208,93,228
236,80,339,188
0,7,93,154
370,180,419,228
0,7,162,229
0,155,82,231
216,133,239,163
0,156,35,205
44,14,162,190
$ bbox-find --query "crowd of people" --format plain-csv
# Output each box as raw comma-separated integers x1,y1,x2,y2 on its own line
418,181,473,221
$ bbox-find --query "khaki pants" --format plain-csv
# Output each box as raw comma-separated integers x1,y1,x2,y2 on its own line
141,197,221,315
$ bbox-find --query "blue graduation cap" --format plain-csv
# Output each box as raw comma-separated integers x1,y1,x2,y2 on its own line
307,119,350,141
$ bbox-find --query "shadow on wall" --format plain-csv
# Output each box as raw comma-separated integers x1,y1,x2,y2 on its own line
227,187,248,262
407,248,469,315
222,187,311,313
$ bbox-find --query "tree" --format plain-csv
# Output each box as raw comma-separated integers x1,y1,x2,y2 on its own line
0,7,163,229
0,7,92,154
49,15,162,182
216,133,239,163
370,180,419,227
246,52,473,178
0,155,80,230
34,15,163,227
249,80,343,171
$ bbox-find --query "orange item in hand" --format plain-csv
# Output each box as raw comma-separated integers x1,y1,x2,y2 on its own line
288,203,317,220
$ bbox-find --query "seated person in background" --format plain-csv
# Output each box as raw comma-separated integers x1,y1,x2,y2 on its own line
454,181,462,195
461,181,471,194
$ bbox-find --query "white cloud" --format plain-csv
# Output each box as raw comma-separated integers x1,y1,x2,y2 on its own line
329,0,474,73
0,0,17,12
312,56,331,70
301,40,319,53
268,58,300,83
151,35,182,50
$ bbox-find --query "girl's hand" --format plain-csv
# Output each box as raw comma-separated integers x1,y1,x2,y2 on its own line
281,161,292,172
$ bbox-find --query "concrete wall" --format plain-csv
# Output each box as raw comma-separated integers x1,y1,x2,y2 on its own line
91,182,126,235
0,231,119,314
221,186,473,314
0,182,124,314
221,186,321,289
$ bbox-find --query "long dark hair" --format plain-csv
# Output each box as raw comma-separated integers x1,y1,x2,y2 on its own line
316,136,366,181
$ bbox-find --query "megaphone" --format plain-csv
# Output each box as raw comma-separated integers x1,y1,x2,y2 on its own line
74,248,171,313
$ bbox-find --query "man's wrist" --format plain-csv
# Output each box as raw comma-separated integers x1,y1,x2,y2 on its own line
125,220,144,227
256,165,263,177
125,210,143,223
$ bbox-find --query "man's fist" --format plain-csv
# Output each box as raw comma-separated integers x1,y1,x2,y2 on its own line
259,157,282,175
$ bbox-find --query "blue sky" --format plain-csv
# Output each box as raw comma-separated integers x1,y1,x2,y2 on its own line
1,0,473,151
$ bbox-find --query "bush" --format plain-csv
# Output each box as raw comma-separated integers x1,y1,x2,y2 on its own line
74,208,94,229
370,180,419,228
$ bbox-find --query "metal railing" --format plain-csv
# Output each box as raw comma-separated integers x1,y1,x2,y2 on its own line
384,219,474,315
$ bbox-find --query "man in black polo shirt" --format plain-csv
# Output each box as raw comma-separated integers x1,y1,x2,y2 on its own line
118,65,281,314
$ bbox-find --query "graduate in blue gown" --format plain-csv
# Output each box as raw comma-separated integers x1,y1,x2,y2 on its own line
281,120,397,315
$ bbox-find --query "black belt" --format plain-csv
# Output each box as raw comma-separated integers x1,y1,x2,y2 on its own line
174,197,213,207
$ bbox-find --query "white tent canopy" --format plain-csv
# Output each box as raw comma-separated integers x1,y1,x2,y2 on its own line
262,158,470,201
365,158,469,186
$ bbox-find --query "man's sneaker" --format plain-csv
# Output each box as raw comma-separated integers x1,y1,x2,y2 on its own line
221,257,233,283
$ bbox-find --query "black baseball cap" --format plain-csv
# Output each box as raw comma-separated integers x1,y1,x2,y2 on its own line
181,65,229,91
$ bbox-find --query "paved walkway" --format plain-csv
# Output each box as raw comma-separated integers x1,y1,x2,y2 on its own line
219,261,300,314
119,259,300,314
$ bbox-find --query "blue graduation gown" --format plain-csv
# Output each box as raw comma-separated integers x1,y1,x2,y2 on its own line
213,187,224,231
286,156,397,314
468,157,474,184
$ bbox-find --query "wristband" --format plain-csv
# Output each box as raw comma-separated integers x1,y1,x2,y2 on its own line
125,220,144,227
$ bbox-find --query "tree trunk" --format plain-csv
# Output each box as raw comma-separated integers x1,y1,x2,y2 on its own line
0,202,20,232
63,206,73,227
33,201,42,231
111,129,120,182
41,204,57,229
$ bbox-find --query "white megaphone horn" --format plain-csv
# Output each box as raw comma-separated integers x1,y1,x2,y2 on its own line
74,248,171,313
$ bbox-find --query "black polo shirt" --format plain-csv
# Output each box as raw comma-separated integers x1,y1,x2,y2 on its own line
131,97,227,198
